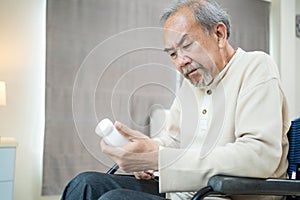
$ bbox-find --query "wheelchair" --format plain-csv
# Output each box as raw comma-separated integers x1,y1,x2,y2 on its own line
192,118,300,200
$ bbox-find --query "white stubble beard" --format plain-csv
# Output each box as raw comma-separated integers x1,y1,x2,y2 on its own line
183,65,214,88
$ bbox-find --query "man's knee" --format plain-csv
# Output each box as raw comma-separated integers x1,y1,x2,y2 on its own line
98,189,132,200
72,171,104,185
61,171,106,200
98,189,165,200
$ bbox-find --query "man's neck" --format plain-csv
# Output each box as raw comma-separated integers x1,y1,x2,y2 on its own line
218,44,236,72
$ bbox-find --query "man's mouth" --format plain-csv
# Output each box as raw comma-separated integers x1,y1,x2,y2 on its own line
184,67,199,77
188,68,197,76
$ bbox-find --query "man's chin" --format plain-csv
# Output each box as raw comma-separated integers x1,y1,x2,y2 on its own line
188,79,205,88
188,78,213,89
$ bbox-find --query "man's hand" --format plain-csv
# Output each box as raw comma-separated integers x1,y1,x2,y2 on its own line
101,121,159,172
134,170,155,180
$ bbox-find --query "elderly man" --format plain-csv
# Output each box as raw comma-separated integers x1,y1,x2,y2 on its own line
61,0,289,199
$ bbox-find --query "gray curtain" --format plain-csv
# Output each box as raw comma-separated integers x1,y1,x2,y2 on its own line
43,0,270,195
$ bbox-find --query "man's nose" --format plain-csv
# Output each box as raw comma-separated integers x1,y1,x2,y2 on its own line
176,54,192,70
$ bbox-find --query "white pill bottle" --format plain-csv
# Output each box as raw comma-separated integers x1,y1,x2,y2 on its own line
95,118,128,146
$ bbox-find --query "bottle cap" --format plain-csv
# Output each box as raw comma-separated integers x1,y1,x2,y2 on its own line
95,118,113,137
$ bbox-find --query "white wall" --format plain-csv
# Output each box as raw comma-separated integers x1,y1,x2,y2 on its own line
0,0,58,199
270,0,299,119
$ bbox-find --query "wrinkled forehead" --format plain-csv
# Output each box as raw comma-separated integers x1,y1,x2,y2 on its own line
163,8,201,48
163,30,186,51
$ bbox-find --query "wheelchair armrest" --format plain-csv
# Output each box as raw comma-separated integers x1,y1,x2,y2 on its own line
192,175,300,200
209,175,300,195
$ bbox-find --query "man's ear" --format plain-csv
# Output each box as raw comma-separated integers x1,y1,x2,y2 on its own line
215,22,227,48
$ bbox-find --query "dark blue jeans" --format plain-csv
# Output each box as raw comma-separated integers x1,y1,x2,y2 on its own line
61,171,167,200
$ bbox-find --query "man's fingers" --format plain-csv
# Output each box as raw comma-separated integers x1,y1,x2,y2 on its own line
100,139,112,154
134,172,143,179
100,139,123,156
114,121,148,140
114,121,132,137
134,171,153,180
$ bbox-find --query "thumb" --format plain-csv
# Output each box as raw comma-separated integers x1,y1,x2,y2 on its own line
114,121,148,140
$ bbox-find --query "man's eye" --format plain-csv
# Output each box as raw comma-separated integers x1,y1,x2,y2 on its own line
183,42,193,49
170,52,177,59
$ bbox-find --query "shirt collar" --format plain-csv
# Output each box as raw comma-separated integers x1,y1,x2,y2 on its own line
207,47,245,90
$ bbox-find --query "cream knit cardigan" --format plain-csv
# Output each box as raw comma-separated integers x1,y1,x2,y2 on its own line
154,48,290,200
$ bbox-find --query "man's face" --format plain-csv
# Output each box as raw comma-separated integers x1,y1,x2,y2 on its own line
163,8,219,88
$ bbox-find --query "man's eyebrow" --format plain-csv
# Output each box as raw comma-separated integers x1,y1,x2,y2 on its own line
163,47,174,52
163,33,189,52
178,34,188,47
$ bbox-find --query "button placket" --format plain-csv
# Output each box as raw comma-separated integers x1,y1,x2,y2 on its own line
206,89,212,95
199,92,212,130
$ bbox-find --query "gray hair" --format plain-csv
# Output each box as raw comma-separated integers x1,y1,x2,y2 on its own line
161,0,231,38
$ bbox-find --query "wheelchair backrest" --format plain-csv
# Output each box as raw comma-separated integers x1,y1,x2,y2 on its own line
287,118,300,179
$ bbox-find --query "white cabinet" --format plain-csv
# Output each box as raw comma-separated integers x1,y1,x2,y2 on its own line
0,138,16,200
